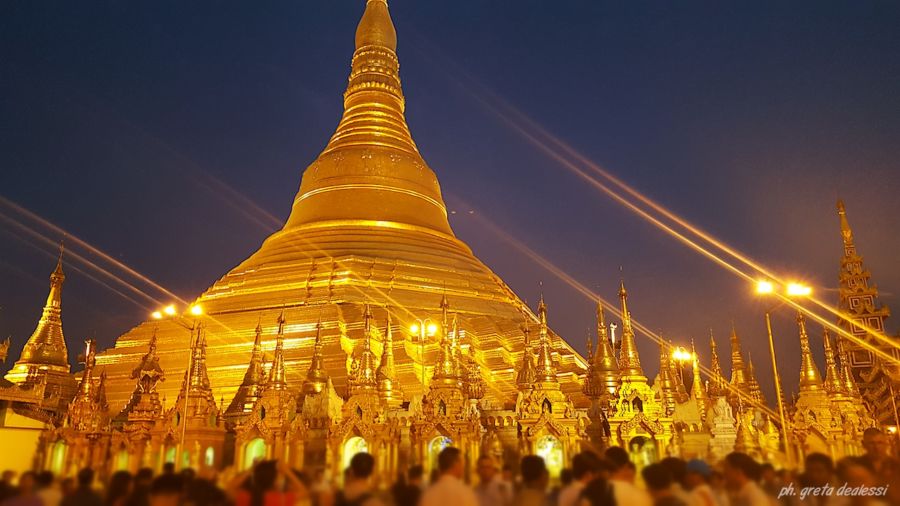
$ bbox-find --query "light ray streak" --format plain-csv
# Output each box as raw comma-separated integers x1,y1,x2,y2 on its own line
415,37,900,361
0,196,184,303
0,212,162,307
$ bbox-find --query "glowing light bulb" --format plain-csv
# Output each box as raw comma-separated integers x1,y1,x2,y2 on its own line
426,323,438,335
786,283,812,297
151,311,163,320
756,280,775,295
190,305,203,316
163,305,177,316
410,323,420,334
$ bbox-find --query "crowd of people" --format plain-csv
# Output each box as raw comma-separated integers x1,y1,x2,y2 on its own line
0,429,896,506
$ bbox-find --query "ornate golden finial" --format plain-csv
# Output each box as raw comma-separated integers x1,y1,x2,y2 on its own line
268,312,288,390
708,330,726,397
376,312,401,404
837,199,855,250
355,0,397,52
796,313,823,392
535,297,557,383
74,339,96,403
583,331,602,398
440,294,450,329
690,339,707,402
822,329,845,396
516,319,536,390
349,304,379,395
617,280,644,377
657,341,677,415
303,318,329,396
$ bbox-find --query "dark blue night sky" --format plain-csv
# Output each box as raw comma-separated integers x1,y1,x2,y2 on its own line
2,1,899,400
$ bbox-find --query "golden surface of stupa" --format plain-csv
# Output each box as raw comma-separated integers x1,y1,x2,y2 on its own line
96,0,588,414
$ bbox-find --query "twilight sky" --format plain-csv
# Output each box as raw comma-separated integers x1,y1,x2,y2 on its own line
2,1,899,401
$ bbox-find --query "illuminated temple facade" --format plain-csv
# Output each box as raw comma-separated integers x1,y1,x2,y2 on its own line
0,0,887,480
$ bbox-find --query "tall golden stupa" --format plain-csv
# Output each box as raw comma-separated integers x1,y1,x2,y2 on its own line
96,0,587,414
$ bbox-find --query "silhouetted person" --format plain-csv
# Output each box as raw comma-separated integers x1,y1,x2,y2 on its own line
61,469,102,506
512,455,548,506
604,447,651,506
474,456,511,506
231,460,306,506
559,452,598,506
642,464,686,506
35,471,62,506
106,471,132,506
125,469,153,506
723,453,768,506
683,459,718,506
421,448,477,506
335,453,381,506
0,471,39,506
147,475,182,506
392,465,423,506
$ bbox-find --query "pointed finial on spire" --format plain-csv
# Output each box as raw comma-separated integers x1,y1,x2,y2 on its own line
268,312,288,390
616,280,643,378
822,328,845,396
836,199,856,250
355,0,397,51
517,316,536,390
302,317,329,396
797,312,823,392
535,299,557,383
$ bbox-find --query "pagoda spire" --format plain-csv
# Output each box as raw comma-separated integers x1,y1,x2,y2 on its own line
708,330,726,397
617,280,644,378
729,324,748,389
68,339,108,431
376,312,401,405
303,318,329,396
796,313,823,392
822,328,845,396
516,320,537,390
593,301,619,397
837,337,862,399
6,242,71,386
268,311,288,390
432,301,461,385
657,342,677,415
349,304,379,395
835,199,893,424
225,320,267,419
535,295,557,383
690,339,707,402
745,355,764,405
583,332,602,398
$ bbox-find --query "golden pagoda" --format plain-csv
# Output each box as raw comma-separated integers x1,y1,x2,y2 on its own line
834,200,898,425
790,313,838,459
93,0,586,431
607,281,673,467
5,245,76,406
726,325,749,407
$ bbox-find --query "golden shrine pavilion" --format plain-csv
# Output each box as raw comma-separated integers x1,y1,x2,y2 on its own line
0,0,887,481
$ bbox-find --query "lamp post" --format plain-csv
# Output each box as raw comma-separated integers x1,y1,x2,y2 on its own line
152,303,203,470
409,319,438,388
672,346,691,385
755,280,812,469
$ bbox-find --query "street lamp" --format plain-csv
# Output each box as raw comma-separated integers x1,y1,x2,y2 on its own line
151,303,203,469
755,280,812,469
409,319,438,387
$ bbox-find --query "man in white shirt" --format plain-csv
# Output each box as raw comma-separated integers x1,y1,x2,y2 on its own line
558,452,599,506
420,447,479,506
723,452,772,506
474,455,512,506
601,447,652,506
